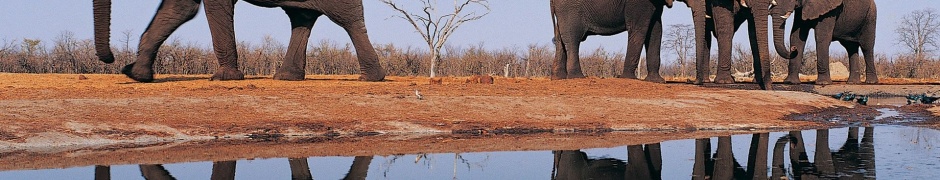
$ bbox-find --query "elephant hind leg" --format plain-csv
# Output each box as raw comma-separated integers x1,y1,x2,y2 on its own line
642,18,666,83
318,2,385,81
551,37,568,80
274,8,322,81
841,41,862,84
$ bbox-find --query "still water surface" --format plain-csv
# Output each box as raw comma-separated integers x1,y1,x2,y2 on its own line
1,126,938,179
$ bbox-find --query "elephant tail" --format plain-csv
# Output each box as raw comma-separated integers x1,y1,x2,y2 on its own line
93,0,115,64
549,1,565,52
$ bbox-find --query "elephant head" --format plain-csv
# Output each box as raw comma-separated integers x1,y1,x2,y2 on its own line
93,0,114,63
770,0,843,59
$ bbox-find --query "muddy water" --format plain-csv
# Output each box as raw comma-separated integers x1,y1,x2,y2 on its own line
1,126,937,179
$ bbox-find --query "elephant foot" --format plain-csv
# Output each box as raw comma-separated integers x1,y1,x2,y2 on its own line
567,72,586,79
121,63,154,83
693,78,705,85
865,77,879,84
714,75,735,84
618,73,638,79
643,76,666,83
847,75,862,84
550,74,566,80
273,71,305,81
783,76,801,85
210,67,246,81
815,76,833,85
357,67,386,82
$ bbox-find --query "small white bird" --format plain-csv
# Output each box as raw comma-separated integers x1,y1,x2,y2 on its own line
415,89,424,100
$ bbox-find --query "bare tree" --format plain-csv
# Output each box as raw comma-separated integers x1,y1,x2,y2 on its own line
663,24,695,77
896,8,940,78
382,0,491,78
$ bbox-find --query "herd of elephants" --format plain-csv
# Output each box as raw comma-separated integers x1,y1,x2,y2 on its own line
83,128,874,179
91,0,878,90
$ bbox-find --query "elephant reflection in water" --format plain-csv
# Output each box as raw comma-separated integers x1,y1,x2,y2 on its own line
552,143,663,180
128,156,373,180
773,127,876,180
691,133,770,180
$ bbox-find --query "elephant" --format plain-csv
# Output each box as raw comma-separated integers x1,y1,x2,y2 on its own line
552,143,663,180
770,0,879,84
549,0,675,82
771,128,876,179
678,0,775,90
92,0,386,82
691,134,769,180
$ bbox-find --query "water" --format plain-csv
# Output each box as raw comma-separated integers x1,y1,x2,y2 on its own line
1,126,937,179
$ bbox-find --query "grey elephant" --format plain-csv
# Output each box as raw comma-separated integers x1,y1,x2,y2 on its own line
770,0,878,84
678,0,775,90
92,0,386,82
549,0,675,82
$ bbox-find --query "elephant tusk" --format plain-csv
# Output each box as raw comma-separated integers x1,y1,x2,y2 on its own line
780,12,792,19
706,14,712,19
741,0,748,8
772,0,777,5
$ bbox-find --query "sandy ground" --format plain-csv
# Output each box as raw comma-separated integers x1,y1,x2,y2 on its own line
1,73,935,170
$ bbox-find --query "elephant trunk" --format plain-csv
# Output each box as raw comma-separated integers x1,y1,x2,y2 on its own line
93,0,115,63
690,0,708,84
772,13,796,59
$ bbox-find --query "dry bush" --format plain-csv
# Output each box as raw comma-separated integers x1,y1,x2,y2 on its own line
2,32,938,80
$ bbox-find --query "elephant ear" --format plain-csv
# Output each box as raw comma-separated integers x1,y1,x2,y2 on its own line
802,0,843,20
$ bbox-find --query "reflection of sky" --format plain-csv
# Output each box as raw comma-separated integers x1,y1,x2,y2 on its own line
1,126,938,179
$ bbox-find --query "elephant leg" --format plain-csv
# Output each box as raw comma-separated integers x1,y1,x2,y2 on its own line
288,158,313,180
814,129,836,178
552,36,568,80
784,25,810,84
711,5,736,84
126,0,201,82
642,14,666,83
841,41,862,84
321,4,386,81
210,161,237,180
140,164,175,180
712,136,734,180
204,0,245,81
745,133,769,180
621,24,649,80
813,18,837,85
273,8,321,81
747,3,773,90
860,25,879,84
691,0,710,85
565,40,585,79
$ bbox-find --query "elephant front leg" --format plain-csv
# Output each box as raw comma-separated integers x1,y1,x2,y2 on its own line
274,8,320,81
711,7,735,84
642,18,666,83
126,0,201,82
205,0,245,81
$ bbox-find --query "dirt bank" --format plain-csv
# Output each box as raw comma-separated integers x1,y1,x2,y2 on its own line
0,73,852,147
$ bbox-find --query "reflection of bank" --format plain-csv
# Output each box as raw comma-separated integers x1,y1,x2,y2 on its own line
551,143,663,180
773,127,876,180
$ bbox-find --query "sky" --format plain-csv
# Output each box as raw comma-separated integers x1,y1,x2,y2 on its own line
1,0,936,62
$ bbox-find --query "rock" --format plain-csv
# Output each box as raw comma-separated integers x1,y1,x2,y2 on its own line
829,62,850,80
77,75,88,80
466,75,494,84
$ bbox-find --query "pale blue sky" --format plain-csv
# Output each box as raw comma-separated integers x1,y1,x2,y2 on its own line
1,1,936,60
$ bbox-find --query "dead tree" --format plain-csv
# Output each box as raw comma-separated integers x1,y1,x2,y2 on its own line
896,8,940,78
663,24,695,77
382,0,490,78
